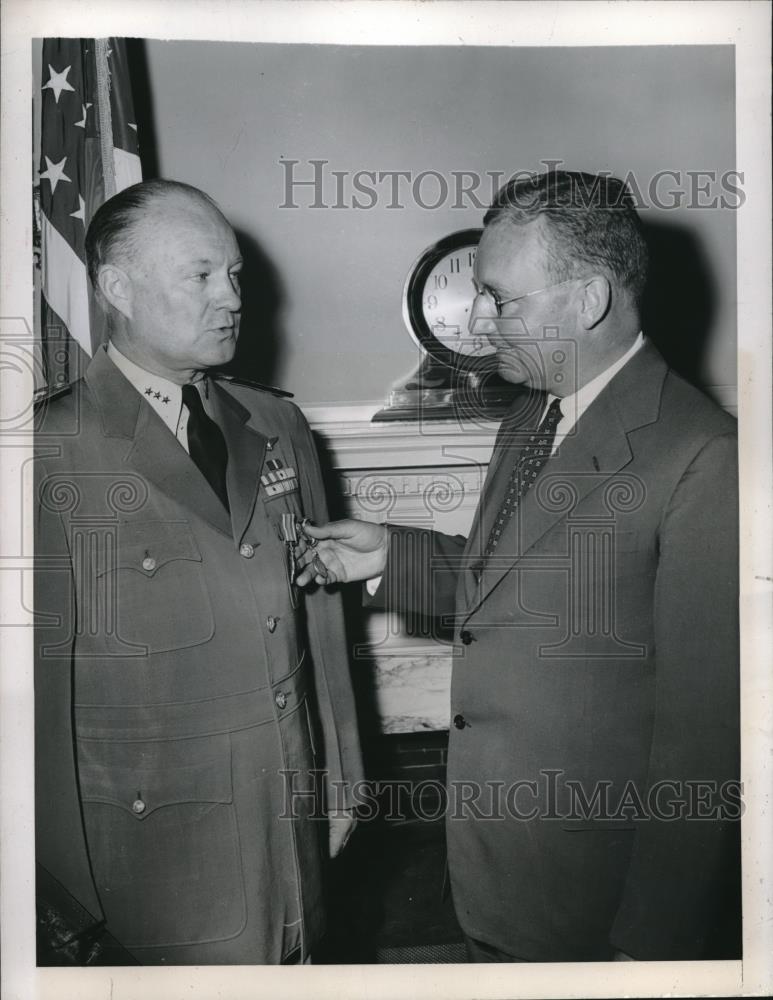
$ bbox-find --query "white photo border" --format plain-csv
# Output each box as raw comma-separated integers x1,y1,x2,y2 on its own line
2,2,770,998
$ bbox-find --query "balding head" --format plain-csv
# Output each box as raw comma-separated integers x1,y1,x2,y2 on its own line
86,179,243,383
85,179,225,290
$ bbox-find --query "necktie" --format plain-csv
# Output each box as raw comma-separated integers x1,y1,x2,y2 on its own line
484,398,563,556
181,383,230,512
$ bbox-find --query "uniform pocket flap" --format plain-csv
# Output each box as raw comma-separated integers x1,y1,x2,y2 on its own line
78,748,233,820
96,520,203,578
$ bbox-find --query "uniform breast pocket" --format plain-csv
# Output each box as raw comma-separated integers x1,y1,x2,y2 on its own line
78,734,247,949
96,520,215,653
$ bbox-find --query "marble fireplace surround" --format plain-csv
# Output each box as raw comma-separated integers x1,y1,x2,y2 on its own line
304,383,736,735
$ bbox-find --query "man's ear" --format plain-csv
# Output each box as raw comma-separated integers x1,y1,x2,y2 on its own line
578,275,611,330
97,264,133,320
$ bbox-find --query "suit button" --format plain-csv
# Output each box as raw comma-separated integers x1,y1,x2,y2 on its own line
453,714,467,730
266,615,279,633
239,543,255,559
141,556,156,572
460,630,474,645
132,798,146,815
275,691,288,710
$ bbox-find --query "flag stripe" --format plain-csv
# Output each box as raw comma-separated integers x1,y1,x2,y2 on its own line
41,213,91,356
113,149,142,194
39,37,142,379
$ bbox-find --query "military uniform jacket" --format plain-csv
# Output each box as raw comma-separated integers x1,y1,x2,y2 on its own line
34,346,363,964
378,341,740,960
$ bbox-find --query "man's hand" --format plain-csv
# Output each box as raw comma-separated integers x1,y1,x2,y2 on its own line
329,810,357,859
295,519,388,587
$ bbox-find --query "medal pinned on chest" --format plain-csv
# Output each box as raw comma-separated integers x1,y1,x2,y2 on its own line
280,513,300,586
262,441,306,605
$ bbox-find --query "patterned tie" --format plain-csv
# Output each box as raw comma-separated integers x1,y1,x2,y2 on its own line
484,398,563,556
182,383,230,512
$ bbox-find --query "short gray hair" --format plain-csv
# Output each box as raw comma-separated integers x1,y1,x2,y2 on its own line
484,170,648,309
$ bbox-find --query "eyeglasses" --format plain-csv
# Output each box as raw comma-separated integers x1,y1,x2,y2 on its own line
472,276,585,317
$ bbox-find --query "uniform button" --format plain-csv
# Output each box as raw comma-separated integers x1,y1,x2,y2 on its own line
239,543,255,559
266,615,279,633
141,556,156,572
275,691,288,710
460,630,474,645
453,714,467,730
132,798,146,815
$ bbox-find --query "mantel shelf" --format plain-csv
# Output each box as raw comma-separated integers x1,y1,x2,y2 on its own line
303,402,500,470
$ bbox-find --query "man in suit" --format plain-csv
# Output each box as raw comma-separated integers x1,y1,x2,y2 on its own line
297,170,740,961
34,179,363,964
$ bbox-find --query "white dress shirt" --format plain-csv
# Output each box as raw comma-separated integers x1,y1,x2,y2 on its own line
544,332,644,453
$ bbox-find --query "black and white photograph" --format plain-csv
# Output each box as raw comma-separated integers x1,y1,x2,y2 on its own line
1,2,771,998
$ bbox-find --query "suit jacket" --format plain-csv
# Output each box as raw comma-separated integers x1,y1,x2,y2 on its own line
379,340,740,960
34,346,363,964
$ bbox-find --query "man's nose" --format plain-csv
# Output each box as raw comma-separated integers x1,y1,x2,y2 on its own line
215,273,241,312
468,294,499,342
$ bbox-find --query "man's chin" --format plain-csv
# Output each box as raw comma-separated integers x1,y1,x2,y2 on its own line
206,333,238,367
496,356,535,387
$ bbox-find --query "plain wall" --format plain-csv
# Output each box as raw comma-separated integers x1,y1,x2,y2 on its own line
50,40,740,407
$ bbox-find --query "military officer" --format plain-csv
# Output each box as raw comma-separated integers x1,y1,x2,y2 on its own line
34,178,363,964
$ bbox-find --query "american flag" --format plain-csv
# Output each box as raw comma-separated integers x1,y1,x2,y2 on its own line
38,38,142,388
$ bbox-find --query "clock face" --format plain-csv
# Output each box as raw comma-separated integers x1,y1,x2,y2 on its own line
403,228,496,370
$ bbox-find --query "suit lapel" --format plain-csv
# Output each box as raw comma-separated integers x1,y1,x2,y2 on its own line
462,341,668,617
208,381,267,545
124,405,233,534
460,412,532,608
85,348,231,537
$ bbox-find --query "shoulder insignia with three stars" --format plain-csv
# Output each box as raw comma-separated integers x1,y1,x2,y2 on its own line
211,372,294,398
34,383,73,408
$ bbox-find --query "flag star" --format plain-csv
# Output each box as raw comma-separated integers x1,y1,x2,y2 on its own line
162,396,170,404
39,155,71,194
74,103,92,128
69,195,86,223
42,64,76,104
145,387,153,395
154,391,161,399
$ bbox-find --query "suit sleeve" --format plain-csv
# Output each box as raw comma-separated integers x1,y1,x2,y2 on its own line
369,525,468,624
291,408,364,807
372,412,516,622
34,457,105,927
610,431,741,959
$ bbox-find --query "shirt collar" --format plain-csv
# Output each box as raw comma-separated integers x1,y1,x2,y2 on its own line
107,341,184,435
550,331,645,426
